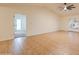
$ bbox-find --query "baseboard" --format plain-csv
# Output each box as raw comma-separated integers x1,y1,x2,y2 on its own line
0,38,12,41
27,29,59,37
0,36,14,41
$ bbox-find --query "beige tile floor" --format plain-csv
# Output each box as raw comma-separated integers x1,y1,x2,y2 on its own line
0,31,79,55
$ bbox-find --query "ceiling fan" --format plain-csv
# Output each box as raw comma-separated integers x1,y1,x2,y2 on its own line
63,3,76,11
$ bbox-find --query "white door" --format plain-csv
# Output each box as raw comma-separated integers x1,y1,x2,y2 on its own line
14,14,26,38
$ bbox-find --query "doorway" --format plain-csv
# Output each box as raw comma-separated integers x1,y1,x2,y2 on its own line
14,13,27,38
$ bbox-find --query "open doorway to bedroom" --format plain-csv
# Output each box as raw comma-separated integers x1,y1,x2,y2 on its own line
14,13,27,38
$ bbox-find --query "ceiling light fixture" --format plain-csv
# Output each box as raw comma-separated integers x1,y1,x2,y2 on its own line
63,3,68,11
63,3,76,11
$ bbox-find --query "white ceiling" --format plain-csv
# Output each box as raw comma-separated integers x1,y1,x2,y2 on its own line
0,3,79,16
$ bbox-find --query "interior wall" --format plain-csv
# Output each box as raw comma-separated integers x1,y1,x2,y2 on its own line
2,4,79,41
0,6,27,41
0,5,60,41
27,6,60,36
60,14,79,31
0,6,14,41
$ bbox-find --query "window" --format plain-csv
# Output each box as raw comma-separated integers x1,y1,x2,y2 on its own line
69,18,79,29
16,19,22,30
14,13,27,38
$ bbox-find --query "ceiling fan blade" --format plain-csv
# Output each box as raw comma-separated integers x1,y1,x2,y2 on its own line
69,4,74,7
67,6,75,9
67,4,74,8
67,6,70,9
67,6,72,10
71,7,76,8
68,8,72,10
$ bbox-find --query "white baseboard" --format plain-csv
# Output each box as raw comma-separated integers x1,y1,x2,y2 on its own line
27,29,59,36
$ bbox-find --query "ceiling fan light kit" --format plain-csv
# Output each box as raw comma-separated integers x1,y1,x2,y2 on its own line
64,6,68,11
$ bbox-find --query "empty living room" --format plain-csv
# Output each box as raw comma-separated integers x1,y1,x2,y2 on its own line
0,3,79,55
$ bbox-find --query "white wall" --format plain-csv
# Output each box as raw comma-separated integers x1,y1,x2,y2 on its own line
0,5,60,41
0,6,26,41
60,14,79,32
0,7,14,41
29,7,60,36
